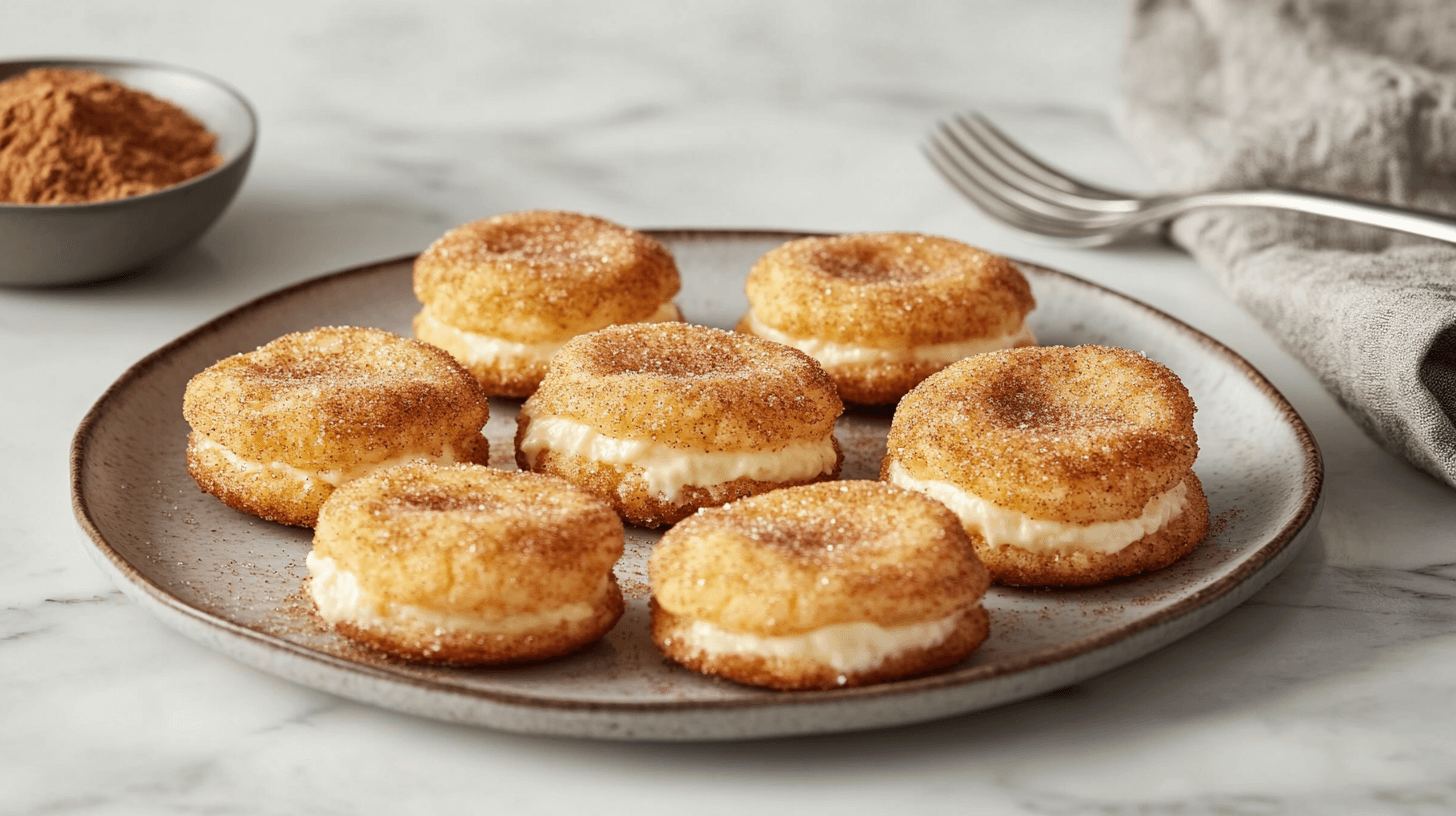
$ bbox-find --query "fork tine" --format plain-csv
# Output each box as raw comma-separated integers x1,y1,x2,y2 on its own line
922,135,1054,226
958,113,1133,203
940,116,1137,218
922,138,1121,247
929,120,1111,221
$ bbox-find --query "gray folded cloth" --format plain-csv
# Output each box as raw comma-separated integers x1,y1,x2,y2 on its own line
1118,0,1456,488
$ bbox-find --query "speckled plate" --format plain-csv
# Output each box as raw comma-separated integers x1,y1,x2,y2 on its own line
70,230,1322,741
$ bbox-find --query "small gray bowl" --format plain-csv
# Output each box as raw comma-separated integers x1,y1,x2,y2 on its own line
0,59,257,286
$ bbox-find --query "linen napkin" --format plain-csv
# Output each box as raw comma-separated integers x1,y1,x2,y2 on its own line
1117,0,1456,489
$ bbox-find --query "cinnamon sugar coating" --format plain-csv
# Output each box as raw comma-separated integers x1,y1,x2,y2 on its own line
522,322,843,450
744,233,1034,347
182,326,490,526
885,345,1199,524
651,481,989,636
412,210,681,343
311,463,625,665
316,463,622,613
649,481,991,690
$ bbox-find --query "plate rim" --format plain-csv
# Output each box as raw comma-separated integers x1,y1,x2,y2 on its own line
69,228,1324,718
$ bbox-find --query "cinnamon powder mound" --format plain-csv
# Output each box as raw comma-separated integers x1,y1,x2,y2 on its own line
0,68,223,205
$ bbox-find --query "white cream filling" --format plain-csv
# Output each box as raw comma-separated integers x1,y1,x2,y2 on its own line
744,310,1034,367
668,609,969,676
306,552,598,636
191,434,464,488
884,459,1190,555
518,414,838,501
420,301,680,367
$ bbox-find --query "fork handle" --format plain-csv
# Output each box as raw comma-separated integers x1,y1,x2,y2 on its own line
1164,189,1456,244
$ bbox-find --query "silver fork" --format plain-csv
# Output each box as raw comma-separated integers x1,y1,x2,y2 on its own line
925,112,1456,248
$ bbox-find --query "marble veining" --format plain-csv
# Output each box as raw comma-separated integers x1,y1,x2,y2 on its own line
3,0,1455,812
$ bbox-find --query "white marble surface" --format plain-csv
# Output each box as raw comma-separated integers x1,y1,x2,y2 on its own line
3,1,1454,812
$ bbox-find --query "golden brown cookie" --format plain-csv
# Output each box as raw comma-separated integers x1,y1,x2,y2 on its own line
412,210,682,396
307,462,624,665
737,232,1035,405
183,326,490,527
515,322,844,527
650,480,991,690
882,344,1207,586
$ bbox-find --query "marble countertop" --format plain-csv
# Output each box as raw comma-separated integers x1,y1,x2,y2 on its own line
4,1,1454,812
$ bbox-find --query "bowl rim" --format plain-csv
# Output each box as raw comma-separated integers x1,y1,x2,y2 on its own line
0,56,259,211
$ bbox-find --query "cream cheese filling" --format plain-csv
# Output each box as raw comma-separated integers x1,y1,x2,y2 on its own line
884,459,1190,555
420,301,680,367
306,552,599,636
744,310,1034,367
667,608,970,676
518,414,838,501
191,433,464,488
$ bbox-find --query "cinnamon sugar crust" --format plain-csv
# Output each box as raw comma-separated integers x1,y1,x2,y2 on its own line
182,326,491,527
651,481,988,634
412,210,681,343
885,345,1198,524
522,322,843,450
183,326,488,470
311,463,625,664
648,481,991,690
744,233,1035,347
314,464,622,612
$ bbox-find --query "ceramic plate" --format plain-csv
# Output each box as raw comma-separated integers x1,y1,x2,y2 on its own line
70,230,1322,741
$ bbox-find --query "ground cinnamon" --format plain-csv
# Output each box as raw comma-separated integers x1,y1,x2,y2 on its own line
0,68,222,205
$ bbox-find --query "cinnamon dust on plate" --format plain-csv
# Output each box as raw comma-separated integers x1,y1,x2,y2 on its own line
0,67,222,205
